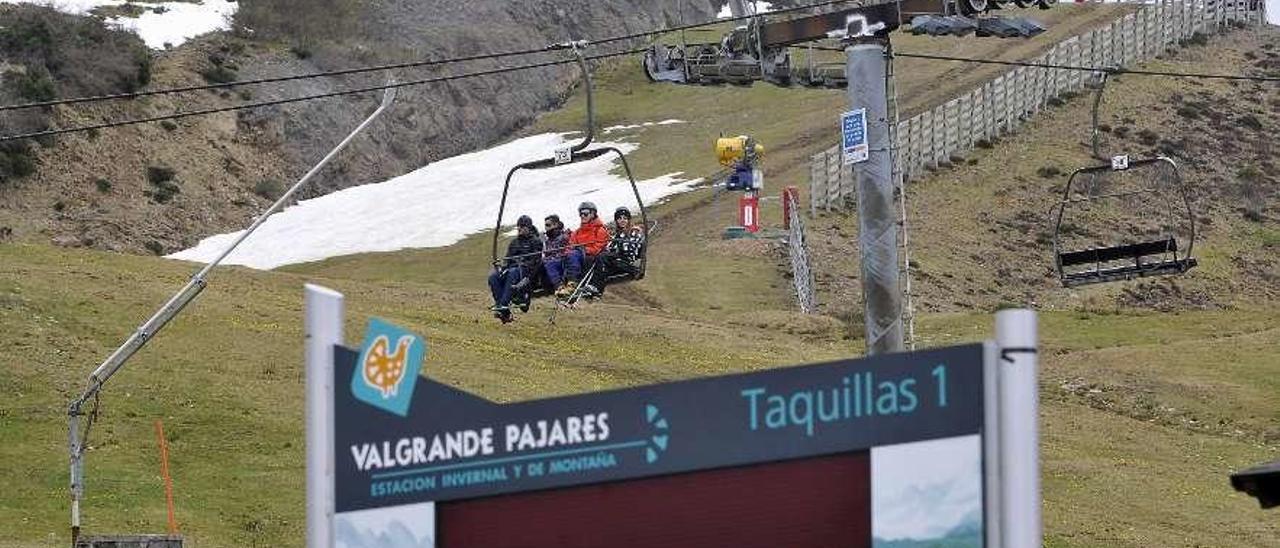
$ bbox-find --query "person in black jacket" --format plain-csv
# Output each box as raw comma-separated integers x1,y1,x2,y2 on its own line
488,215,543,323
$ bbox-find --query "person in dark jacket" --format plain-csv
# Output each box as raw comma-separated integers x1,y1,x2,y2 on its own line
541,214,572,290
488,215,543,322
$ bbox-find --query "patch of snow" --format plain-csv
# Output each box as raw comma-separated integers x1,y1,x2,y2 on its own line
601,119,687,134
717,1,776,19
167,133,701,270
0,0,238,49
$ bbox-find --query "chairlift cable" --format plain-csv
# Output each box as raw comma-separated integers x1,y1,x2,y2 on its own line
0,46,560,113
0,0,866,114
0,48,645,143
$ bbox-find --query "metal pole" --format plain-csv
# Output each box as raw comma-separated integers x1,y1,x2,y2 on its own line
305,284,344,548
846,36,904,355
981,341,1003,548
995,309,1040,547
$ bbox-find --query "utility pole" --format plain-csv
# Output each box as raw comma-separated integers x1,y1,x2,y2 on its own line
845,27,904,355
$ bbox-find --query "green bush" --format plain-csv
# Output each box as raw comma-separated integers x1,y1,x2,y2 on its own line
144,166,180,203
146,166,176,185
0,141,37,182
254,179,285,200
200,65,238,84
146,180,181,204
13,66,56,101
94,178,112,193
0,6,149,97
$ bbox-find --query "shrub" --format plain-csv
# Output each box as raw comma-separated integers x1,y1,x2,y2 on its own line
0,141,37,181
1137,129,1159,146
146,180,181,203
144,240,164,255
160,120,178,131
146,166,175,185
254,179,285,200
0,5,151,98
1036,166,1061,179
94,178,112,193
13,66,56,101
145,166,180,203
200,65,238,84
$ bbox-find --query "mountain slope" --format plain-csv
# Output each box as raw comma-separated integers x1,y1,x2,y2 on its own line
0,5,1276,548
0,0,715,256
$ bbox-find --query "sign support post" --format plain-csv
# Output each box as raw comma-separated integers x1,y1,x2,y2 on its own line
305,284,344,548
995,309,1040,547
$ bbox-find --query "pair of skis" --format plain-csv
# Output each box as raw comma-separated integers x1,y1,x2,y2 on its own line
548,262,601,324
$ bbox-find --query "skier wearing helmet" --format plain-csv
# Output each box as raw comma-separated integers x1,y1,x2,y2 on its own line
559,201,610,299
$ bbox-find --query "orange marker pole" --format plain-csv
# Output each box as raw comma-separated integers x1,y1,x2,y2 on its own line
154,420,178,535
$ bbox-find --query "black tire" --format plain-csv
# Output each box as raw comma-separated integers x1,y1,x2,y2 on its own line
958,0,989,15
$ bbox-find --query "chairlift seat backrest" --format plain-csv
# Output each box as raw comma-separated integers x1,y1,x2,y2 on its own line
1058,238,1177,267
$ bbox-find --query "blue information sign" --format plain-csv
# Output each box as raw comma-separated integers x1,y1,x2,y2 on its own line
842,108,869,165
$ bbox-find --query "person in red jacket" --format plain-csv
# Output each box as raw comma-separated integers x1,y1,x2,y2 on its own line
559,201,610,298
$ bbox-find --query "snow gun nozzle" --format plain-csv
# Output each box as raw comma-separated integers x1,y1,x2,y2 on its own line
380,79,398,109
547,40,588,51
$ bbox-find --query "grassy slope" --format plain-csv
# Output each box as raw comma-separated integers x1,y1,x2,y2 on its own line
2,5,1277,547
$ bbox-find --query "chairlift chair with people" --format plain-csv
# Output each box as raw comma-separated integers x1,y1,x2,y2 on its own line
490,41,650,302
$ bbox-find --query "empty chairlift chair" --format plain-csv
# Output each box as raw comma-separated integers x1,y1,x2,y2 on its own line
1052,156,1198,288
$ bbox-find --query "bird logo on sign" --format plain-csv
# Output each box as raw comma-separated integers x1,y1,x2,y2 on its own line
362,335,413,398
351,318,427,416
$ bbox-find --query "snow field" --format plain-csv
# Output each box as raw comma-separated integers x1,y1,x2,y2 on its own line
168,131,701,270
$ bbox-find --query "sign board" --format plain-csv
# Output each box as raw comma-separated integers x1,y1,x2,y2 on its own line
842,108,869,165
554,146,573,165
329,319,993,547
1111,154,1130,171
